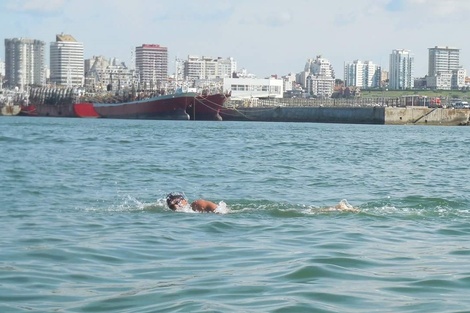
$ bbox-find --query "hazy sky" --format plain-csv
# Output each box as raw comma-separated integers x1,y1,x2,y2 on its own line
1,0,469,79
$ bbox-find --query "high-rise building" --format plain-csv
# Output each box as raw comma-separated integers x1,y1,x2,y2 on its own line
183,56,236,81
301,56,335,97
344,60,381,88
135,44,168,89
427,46,464,90
305,56,335,78
50,34,84,87
428,46,460,76
4,38,46,89
389,49,414,90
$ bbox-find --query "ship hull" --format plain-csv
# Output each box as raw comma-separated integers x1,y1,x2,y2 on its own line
187,93,231,120
20,103,77,117
74,92,197,119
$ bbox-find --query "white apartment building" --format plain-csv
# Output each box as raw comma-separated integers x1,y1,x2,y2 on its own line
305,56,335,78
4,38,46,89
428,46,460,76
183,56,236,81
50,34,84,87
282,73,296,92
135,44,168,88
344,60,381,88
389,49,414,90
452,68,466,89
426,72,452,90
427,46,464,89
299,56,335,97
295,71,310,90
306,75,335,97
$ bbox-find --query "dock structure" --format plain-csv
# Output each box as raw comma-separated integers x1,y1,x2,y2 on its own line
219,97,470,125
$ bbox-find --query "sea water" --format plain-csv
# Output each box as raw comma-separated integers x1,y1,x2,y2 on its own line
1,116,470,312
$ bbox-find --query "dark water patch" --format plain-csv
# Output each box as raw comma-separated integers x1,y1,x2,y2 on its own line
410,278,463,290
436,227,470,236
449,249,470,256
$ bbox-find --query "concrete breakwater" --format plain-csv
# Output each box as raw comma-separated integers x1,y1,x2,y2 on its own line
219,106,470,125
384,107,470,125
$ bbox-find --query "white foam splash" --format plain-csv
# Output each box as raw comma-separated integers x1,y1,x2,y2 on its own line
331,199,359,212
308,199,360,214
214,201,229,214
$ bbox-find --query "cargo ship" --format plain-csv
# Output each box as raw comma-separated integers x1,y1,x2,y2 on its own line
20,87,79,117
186,92,231,120
74,90,197,119
22,87,198,120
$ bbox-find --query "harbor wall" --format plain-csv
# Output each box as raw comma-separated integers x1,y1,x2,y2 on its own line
221,106,470,125
274,106,385,124
384,107,470,125
222,106,385,124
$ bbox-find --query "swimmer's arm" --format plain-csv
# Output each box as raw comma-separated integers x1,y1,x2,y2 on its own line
191,199,218,212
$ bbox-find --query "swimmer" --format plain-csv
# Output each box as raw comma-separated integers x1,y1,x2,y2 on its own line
166,193,218,213
323,199,360,212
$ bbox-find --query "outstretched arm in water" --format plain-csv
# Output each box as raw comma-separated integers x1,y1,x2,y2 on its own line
191,199,218,212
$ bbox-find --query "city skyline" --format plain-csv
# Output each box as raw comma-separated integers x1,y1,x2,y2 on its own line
0,0,469,79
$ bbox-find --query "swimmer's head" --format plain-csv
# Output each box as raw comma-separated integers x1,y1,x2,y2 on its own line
166,193,187,211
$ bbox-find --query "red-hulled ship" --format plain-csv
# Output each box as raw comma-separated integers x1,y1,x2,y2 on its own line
186,92,231,120
74,91,198,119
21,103,77,117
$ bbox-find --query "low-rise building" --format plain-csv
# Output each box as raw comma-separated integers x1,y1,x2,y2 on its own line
222,77,284,99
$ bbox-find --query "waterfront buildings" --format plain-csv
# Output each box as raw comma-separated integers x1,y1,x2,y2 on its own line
4,38,46,89
135,44,168,89
84,56,134,91
282,73,296,92
389,49,414,90
344,60,382,88
183,56,236,81
428,46,460,76
426,46,465,90
298,56,335,97
222,76,283,99
50,34,84,87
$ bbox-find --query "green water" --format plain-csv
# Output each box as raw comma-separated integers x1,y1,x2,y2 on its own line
1,117,470,312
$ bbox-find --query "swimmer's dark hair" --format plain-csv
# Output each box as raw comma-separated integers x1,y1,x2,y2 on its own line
166,192,186,209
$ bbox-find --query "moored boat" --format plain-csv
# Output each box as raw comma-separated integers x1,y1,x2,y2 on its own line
74,90,198,119
186,92,231,120
20,103,77,117
1,88,28,116
1,104,21,116
73,102,99,118
20,87,80,117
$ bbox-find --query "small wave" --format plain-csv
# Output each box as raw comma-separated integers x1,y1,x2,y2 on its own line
83,195,157,213
80,194,470,219
358,196,470,218
0,135,19,143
